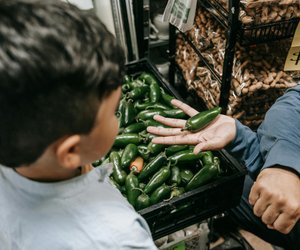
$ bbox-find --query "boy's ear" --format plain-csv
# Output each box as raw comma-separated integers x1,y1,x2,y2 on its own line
55,135,81,169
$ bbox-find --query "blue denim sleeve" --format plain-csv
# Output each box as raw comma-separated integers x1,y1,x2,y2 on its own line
225,120,264,179
226,85,300,179
257,85,300,175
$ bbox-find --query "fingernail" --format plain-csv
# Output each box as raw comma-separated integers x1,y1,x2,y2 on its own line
193,149,201,154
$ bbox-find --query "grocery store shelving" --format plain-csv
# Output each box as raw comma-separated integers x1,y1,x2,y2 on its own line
169,0,300,119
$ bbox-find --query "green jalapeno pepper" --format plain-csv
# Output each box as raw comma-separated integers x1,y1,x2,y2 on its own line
123,122,146,134
110,151,127,185
117,98,127,128
147,141,166,155
136,109,166,121
165,145,189,157
118,149,124,157
122,83,131,93
128,79,146,89
170,166,181,185
213,156,225,174
161,90,174,107
182,106,222,132
113,133,145,148
163,108,188,119
139,72,157,85
201,151,214,165
145,103,170,110
180,169,194,185
126,85,149,100
121,143,138,169
168,148,203,165
143,96,150,103
150,81,161,103
118,127,124,134
118,97,126,112
186,163,220,191
150,184,172,205
143,119,169,128
139,182,146,190
134,100,152,110
92,159,102,167
138,152,168,181
120,185,127,195
139,130,156,144
123,75,132,84
123,99,137,126
144,165,170,194
136,193,151,210
137,145,151,161
125,172,141,207
101,157,111,166
213,156,220,166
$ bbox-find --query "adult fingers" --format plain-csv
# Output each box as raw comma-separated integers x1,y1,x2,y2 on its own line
249,182,293,233
248,182,260,206
153,115,186,128
252,196,271,218
151,134,199,145
171,99,198,117
193,136,226,153
147,126,184,136
272,213,297,234
260,204,280,226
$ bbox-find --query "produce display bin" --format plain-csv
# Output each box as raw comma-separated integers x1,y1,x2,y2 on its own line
125,59,247,240
240,18,300,45
174,2,298,129
204,0,300,45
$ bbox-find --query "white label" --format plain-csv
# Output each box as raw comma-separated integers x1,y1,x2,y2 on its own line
284,22,300,71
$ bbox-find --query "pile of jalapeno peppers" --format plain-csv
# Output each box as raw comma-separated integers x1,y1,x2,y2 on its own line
100,72,223,211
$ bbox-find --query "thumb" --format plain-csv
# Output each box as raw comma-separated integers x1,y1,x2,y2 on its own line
248,182,259,205
193,139,223,154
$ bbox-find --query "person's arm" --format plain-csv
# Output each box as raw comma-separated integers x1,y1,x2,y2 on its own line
248,86,300,234
225,120,264,179
258,86,300,175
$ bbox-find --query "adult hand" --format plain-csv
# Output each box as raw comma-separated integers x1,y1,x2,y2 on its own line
249,167,300,234
146,99,236,154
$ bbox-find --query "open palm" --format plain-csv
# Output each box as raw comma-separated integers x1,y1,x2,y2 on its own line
146,99,236,154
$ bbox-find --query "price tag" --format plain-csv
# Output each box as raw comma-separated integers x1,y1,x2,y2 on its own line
284,47,300,71
284,22,300,71
292,22,300,47
162,0,197,32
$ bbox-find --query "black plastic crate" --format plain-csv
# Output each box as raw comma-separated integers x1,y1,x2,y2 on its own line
125,59,182,101
125,59,247,240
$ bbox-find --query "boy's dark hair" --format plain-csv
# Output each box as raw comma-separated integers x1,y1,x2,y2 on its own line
0,0,125,167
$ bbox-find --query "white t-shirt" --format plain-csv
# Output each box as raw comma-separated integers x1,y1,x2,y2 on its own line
0,164,157,250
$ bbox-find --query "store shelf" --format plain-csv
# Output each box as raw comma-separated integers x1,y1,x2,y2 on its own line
181,32,222,84
203,0,300,46
169,0,299,128
202,0,229,29
240,18,300,45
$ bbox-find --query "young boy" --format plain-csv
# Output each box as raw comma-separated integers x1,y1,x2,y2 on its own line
0,0,157,249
